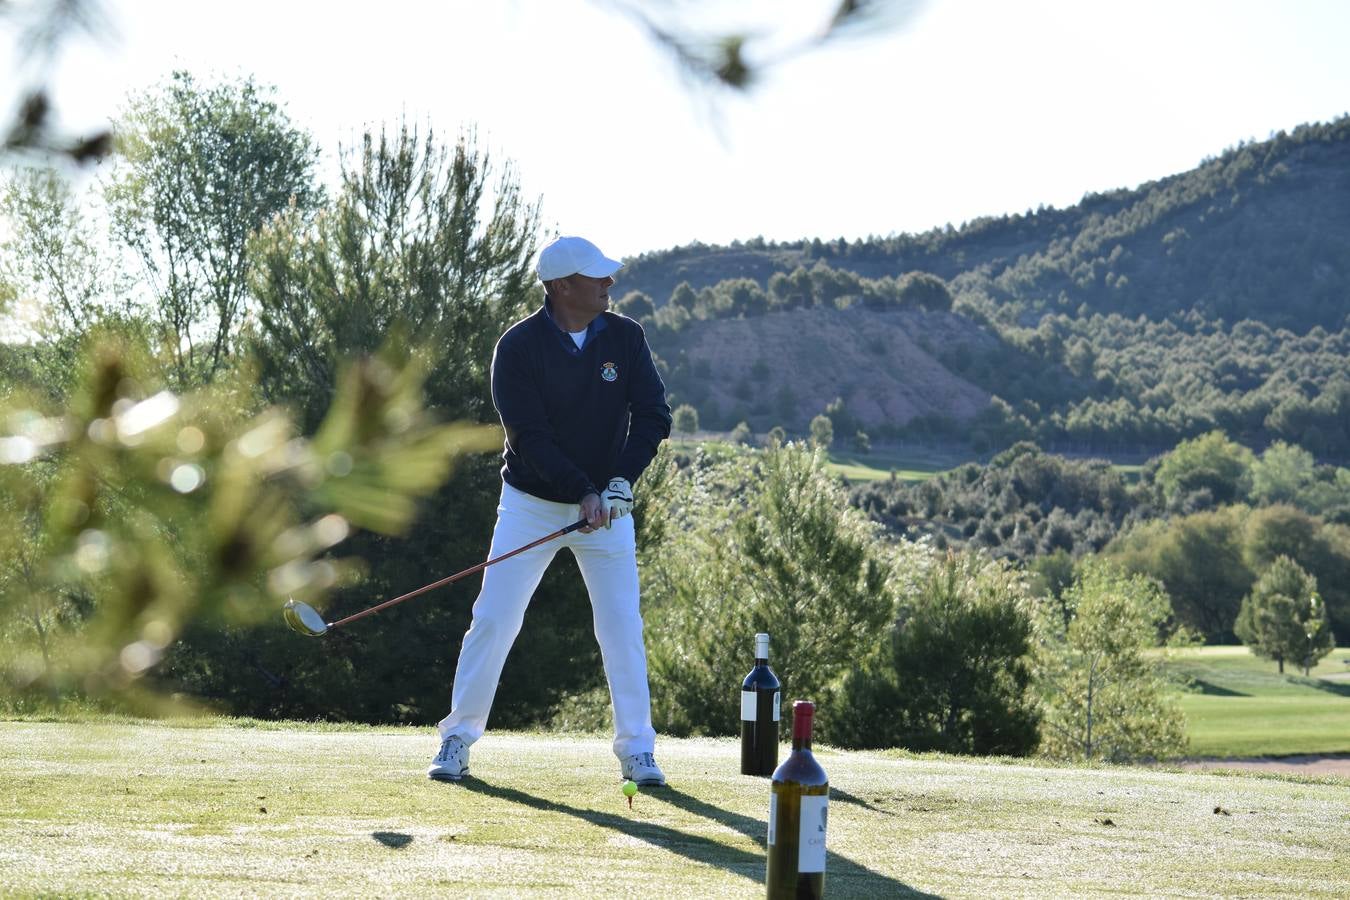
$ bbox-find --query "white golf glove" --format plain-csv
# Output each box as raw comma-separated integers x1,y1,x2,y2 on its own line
602,477,634,529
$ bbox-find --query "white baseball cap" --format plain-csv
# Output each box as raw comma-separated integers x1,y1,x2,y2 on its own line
536,235,623,281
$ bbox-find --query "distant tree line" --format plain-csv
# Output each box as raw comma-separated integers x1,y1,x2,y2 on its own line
638,270,1350,457
614,263,953,332
622,118,1350,331
850,434,1350,644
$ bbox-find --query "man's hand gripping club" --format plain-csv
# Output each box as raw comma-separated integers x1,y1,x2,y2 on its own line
580,477,634,532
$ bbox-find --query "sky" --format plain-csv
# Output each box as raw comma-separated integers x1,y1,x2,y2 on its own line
6,0,1350,261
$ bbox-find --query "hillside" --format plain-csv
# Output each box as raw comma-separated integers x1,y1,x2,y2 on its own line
654,308,994,432
622,117,1350,331
621,118,1350,450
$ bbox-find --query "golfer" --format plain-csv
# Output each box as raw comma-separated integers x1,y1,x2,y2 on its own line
429,235,672,786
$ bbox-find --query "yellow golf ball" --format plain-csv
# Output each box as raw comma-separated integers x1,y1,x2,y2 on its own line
622,780,639,798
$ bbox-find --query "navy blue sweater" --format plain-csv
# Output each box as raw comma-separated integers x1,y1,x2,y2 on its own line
492,302,672,503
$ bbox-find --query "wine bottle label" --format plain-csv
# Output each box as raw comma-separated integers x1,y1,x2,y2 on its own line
798,795,828,873
743,689,782,721
767,794,777,846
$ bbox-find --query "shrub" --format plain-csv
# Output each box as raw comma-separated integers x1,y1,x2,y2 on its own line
672,403,699,434
1032,562,1188,762
830,552,1040,755
638,443,894,736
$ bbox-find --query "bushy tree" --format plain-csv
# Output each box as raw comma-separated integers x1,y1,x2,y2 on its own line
809,413,833,449
1153,430,1254,510
1,166,125,338
1234,556,1334,675
614,291,655,323
1032,562,1188,762
248,120,536,429
1250,441,1316,506
190,121,559,723
1108,506,1252,641
832,551,1040,754
895,271,953,310
635,443,893,736
672,403,699,434
106,71,322,385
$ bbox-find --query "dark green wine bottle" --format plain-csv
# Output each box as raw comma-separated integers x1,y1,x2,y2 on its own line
741,632,781,776
766,700,829,899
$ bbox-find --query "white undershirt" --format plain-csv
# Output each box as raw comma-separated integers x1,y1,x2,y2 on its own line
569,329,587,349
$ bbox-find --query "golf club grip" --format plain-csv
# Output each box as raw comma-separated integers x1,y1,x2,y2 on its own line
326,517,589,630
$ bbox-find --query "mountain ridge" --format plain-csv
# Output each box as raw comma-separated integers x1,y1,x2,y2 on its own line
620,117,1350,450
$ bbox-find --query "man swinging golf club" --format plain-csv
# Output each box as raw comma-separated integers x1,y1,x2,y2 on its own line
428,235,672,786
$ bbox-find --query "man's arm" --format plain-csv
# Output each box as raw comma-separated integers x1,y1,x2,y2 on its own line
613,326,672,485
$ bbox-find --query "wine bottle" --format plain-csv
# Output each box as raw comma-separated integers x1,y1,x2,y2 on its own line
765,700,828,899
741,632,781,776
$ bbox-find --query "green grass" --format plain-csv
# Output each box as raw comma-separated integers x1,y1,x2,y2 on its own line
669,436,968,483
824,446,963,483
1167,646,1350,757
1,718,1347,897
670,436,1151,484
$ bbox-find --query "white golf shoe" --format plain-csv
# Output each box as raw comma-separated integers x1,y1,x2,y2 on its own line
427,735,469,781
620,751,666,786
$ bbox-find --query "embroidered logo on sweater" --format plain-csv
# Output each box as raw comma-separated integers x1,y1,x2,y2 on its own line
601,361,618,382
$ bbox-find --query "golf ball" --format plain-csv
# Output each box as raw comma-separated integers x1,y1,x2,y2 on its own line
622,780,639,797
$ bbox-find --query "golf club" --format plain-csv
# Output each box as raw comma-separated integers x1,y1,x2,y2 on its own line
283,516,589,637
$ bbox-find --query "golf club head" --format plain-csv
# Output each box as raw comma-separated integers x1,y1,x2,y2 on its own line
283,598,329,637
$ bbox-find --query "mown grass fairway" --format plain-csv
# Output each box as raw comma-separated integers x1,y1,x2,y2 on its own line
2,719,1347,898
823,446,960,483
1168,646,1350,757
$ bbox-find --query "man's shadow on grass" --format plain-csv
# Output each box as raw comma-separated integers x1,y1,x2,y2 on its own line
455,779,938,898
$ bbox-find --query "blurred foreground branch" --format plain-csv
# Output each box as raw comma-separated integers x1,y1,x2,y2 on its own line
0,332,498,708
2,0,114,163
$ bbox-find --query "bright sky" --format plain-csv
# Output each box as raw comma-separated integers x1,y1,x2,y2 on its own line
7,0,1350,260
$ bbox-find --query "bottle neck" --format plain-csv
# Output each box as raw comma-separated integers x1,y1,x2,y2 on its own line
791,701,814,751
754,656,768,666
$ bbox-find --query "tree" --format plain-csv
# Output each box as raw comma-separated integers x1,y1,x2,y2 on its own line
668,281,697,311
809,413,833,449
614,291,655,322
636,442,894,736
248,120,537,430
1234,556,1334,675
1250,440,1316,506
1108,507,1252,642
1153,430,1254,510
199,121,554,723
0,166,125,338
729,421,752,444
1032,562,1188,762
832,552,1040,755
672,403,699,434
895,271,953,310
105,71,322,385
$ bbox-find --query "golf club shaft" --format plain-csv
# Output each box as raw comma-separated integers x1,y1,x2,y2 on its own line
325,517,589,631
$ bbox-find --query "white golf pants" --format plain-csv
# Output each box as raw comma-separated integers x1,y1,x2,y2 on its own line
437,483,657,759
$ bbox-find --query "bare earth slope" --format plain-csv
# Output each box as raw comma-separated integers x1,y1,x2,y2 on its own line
653,308,993,429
